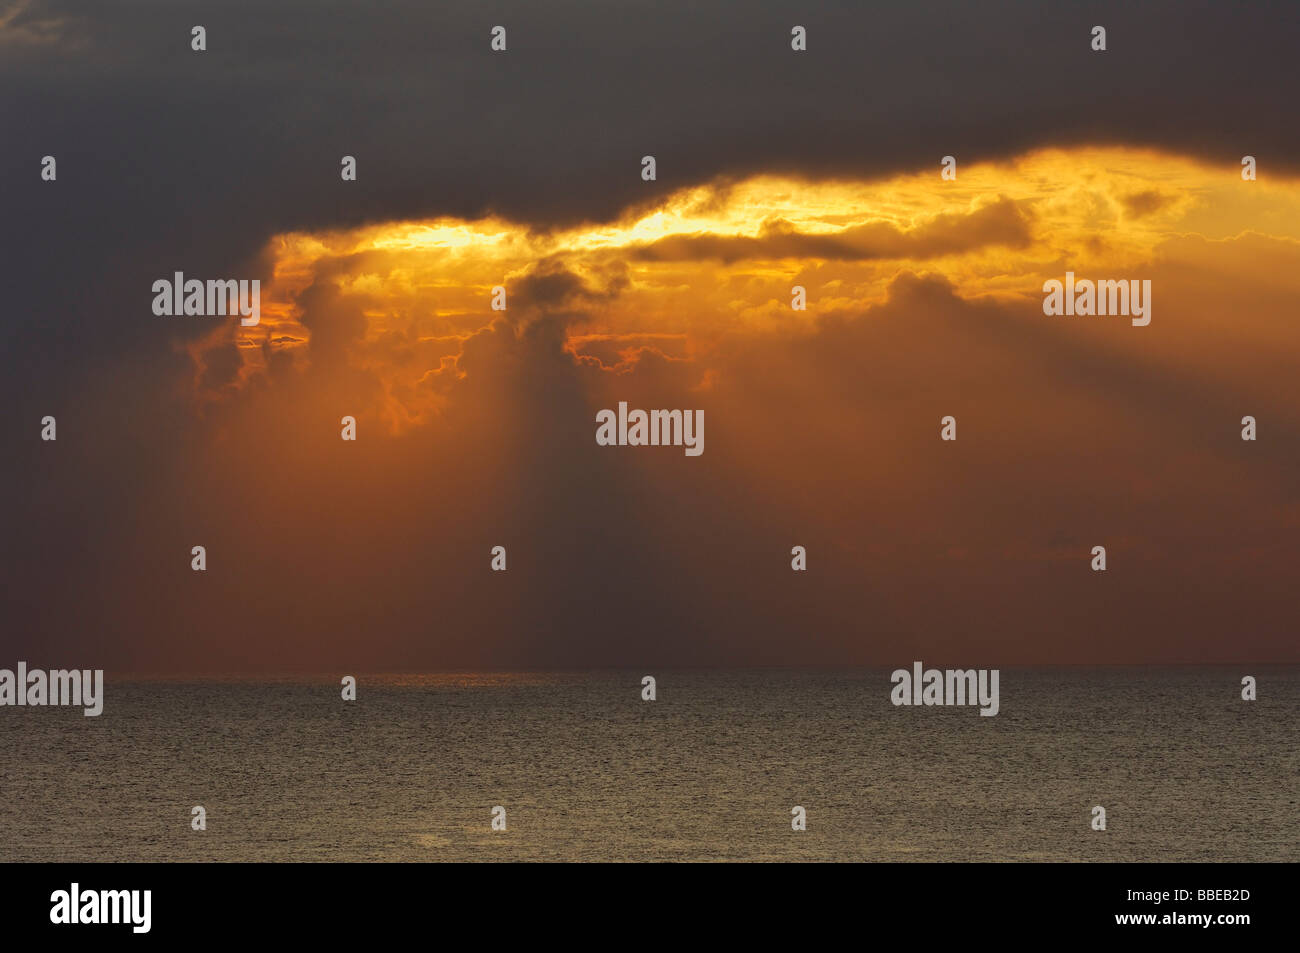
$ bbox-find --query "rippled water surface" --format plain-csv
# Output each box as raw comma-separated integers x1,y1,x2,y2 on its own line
1,668,1295,861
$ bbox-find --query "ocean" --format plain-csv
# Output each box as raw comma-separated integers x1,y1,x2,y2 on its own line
1,668,1295,862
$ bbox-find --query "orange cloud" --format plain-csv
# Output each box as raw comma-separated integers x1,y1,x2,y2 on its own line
199,147,1300,439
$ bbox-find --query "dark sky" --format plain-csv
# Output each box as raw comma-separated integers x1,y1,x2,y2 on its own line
2,1,1298,671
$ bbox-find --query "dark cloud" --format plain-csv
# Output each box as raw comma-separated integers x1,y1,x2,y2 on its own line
1121,189,1174,218
510,259,629,310
196,339,242,391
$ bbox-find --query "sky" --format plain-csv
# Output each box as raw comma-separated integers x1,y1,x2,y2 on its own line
2,0,1299,671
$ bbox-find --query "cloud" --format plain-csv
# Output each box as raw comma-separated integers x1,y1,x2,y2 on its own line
0,0,79,47
1121,189,1174,218
631,197,1034,263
